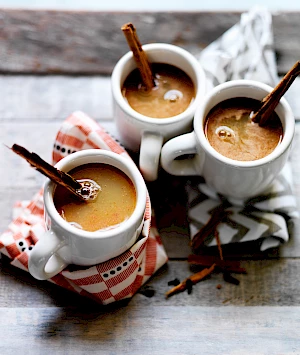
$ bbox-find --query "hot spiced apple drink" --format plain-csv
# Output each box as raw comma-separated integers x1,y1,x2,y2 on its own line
160,80,294,199
204,97,283,161
122,63,195,118
112,40,206,182
54,163,136,232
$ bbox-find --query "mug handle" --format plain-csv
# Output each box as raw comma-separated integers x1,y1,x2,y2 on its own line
161,132,201,176
28,231,68,280
139,131,164,181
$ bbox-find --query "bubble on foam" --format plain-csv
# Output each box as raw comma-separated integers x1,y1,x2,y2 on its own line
164,89,183,103
215,126,235,141
76,179,101,201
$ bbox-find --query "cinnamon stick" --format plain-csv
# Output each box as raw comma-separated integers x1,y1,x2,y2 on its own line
214,229,223,261
191,204,231,253
165,263,216,298
223,272,240,285
121,22,155,91
214,229,240,285
10,144,85,201
252,61,300,126
188,254,247,274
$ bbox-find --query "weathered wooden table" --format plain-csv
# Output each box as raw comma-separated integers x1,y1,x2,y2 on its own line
1,10,300,354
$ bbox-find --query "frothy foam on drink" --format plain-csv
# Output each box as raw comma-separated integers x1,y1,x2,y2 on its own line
204,98,283,161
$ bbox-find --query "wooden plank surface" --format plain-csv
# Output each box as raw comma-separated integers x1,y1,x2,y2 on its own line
2,257,300,307
0,10,300,75
1,255,300,354
0,305,299,355
1,75,300,121
0,76,112,121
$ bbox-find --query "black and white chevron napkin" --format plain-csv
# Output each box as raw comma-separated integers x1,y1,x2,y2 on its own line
188,7,298,251
198,6,278,89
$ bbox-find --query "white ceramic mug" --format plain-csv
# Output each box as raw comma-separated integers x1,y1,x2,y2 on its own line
161,80,295,199
28,149,147,280
111,43,206,181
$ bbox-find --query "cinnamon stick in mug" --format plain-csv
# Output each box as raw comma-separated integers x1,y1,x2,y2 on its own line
251,61,300,126
121,22,155,91
10,144,84,200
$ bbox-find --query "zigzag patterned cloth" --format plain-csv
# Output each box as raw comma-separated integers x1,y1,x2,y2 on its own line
0,112,168,304
188,7,299,251
198,6,278,90
187,164,299,251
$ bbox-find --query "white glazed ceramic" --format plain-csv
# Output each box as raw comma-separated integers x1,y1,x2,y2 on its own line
161,80,295,199
28,149,147,280
111,43,206,181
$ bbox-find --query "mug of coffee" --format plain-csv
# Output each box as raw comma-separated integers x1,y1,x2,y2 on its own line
111,43,206,181
161,80,295,199
28,149,147,280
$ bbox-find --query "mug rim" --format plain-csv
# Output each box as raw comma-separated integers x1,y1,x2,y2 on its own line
111,42,206,126
193,79,295,168
43,149,147,239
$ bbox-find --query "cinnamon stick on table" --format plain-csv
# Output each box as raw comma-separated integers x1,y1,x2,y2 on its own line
214,229,240,285
165,263,216,298
191,204,231,253
252,60,300,126
10,144,85,201
121,22,155,91
188,254,247,274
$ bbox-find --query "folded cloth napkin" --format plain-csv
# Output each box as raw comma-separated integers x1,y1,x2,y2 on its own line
188,6,299,251
0,112,168,305
199,6,278,90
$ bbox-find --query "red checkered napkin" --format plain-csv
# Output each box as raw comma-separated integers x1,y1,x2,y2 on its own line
0,112,168,305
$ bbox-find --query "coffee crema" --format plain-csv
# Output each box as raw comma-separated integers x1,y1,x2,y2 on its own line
122,63,195,118
204,97,283,161
53,163,136,232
